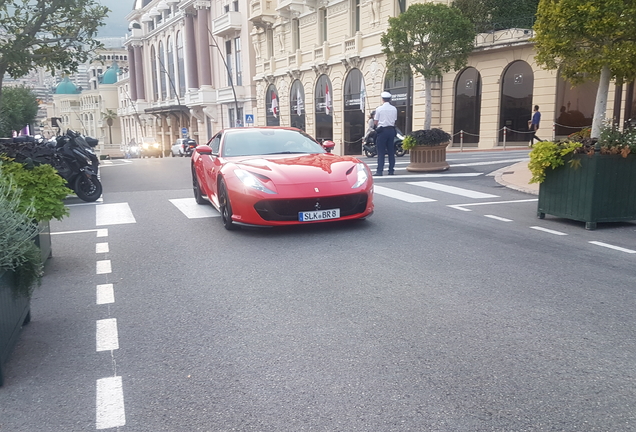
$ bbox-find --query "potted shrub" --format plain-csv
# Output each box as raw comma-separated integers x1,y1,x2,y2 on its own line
0,160,70,386
529,125,636,230
0,171,43,386
402,128,451,172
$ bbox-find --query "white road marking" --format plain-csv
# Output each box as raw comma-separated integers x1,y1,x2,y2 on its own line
484,215,513,222
96,260,112,274
448,199,538,212
589,241,636,254
530,226,568,236
96,203,136,226
96,284,115,305
370,173,482,179
96,376,126,429
169,198,219,218
51,228,108,236
65,197,104,207
450,158,528,167
97,229,108,237
374,185,436,202
96,242,109,253
96,318,119,351
408,181,499,199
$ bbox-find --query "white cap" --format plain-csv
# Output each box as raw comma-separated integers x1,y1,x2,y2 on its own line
381,91,392,99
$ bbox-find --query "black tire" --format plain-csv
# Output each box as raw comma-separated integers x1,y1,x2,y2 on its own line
395,146,406,157
74,174,102,202
363,148,375,158
171,152,175,157
219,180,238,230
192,167,206,205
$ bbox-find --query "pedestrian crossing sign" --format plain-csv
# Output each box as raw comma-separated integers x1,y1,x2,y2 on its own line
245,114,254,124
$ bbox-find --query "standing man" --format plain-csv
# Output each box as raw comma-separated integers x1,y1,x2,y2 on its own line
373,91,398,176
529,105,543,146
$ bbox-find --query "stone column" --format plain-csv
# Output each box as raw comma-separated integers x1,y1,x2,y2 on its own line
196,6,212,87
185,12,199,89
128,47,137,100
134,45,145,100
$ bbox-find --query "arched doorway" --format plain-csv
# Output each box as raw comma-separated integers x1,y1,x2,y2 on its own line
499,61,533,143
314,74,333,142
555,71,597,136
290,79,305,131
343,68,365,155
453,67,481,146
383,71,413,134
266,84,280,126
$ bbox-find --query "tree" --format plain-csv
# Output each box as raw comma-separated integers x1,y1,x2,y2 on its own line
0,85,39,137
102,109,117,144
381,3,476,130
533,0,636,138
453,0,539,32
0,0,109,101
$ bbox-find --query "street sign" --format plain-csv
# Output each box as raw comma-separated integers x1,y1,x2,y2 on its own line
245,114,254,124
181,127,188,136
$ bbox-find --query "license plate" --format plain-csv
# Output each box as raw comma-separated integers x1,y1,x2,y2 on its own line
298,208,340,222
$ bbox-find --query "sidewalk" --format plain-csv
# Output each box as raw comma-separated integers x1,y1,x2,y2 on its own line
491,161,538,195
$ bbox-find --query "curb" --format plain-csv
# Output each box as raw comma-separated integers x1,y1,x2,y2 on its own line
490,161,539,196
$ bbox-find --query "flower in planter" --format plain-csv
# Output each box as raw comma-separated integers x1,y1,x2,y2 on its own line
402,128,451,150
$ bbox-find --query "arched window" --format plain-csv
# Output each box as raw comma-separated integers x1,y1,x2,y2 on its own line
159,41,167,100
383,71,413,134
167,36,175,99
176,32,186,97
315,74,333,142
555,71,597,136
453,67,482,146
266,85,280,126
343,68,365,154
290,80,305,131
151,45,159,101
499,61,533,143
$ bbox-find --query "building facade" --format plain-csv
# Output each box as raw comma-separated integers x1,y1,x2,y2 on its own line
120,0,258,154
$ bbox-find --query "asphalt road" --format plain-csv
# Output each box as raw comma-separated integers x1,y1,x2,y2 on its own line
1,151,635,431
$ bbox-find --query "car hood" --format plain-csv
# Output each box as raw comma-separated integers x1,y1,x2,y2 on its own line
229,153,363,185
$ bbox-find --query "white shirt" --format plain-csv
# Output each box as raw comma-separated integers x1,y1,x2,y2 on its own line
374,102,398,128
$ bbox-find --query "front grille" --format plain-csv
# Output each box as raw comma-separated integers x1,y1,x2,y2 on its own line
254,193,368,221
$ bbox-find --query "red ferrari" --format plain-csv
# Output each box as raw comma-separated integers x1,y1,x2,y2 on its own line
191,127,374,230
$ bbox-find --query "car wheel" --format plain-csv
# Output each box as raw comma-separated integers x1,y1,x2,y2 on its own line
192,167,206,205
219,180,238,230
171,152,175,157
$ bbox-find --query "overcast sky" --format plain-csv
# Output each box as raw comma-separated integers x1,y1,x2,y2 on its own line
98,1,132,38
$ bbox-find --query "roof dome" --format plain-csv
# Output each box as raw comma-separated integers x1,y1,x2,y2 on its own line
101,62,119,85
55,77,79,94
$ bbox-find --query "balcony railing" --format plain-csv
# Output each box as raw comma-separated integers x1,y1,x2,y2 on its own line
212,11,242,37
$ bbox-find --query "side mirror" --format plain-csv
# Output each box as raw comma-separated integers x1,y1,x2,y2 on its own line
195,144,213,155
322,140,335,152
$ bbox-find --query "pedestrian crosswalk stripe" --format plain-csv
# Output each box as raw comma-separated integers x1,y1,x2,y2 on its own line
96,203,136,225
170,198,219,218
374,185,436,202
408,181,499,199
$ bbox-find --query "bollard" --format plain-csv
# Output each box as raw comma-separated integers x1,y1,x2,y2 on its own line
503,127,507,150
460,130,464,152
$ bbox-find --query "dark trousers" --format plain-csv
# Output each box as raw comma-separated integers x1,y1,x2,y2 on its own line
530,125,543,144
375,127,396,174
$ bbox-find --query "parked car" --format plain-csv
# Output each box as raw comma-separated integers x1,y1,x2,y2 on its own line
183,139,198,156
171,138,187,157
191,127,374,230
140,138,162,158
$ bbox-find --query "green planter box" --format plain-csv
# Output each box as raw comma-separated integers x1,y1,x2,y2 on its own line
0,270,31,387
34,221,52,265
538,153,636,229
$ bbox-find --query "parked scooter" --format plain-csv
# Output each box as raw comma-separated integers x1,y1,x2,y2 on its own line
1,130,102,202
362,128,407,158
182,139,198,157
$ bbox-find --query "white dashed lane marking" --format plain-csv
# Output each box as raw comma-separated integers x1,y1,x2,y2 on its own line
96,284,115,305
484,215,513,222
530,226,568,236
96,242,109,253
96,318,119,352
96,203,136,225
96,376,126,429
589,241,636,254
96,260,112,274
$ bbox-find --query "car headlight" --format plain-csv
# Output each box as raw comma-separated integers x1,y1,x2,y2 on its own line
153,143,160,148
234,169,277,194
142,143,149,149
351,163,369,188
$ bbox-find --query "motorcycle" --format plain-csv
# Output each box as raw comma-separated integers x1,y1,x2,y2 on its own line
362,128,407,158
182,139,198,157
2,130,103,202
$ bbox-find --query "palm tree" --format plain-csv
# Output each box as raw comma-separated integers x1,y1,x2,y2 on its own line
101,109,117,144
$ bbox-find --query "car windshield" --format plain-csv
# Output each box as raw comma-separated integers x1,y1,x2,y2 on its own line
221,129,325,157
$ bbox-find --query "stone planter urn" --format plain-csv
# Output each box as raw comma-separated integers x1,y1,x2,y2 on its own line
406,142,450,172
